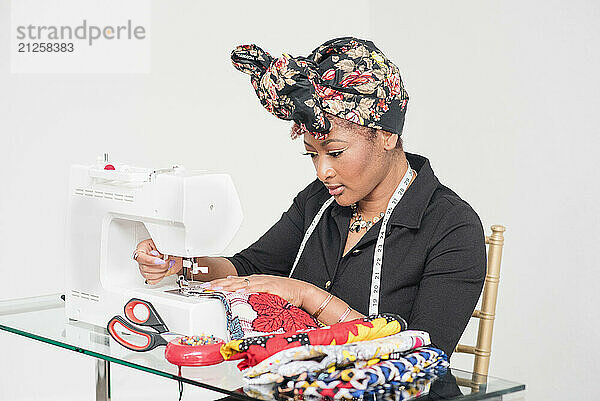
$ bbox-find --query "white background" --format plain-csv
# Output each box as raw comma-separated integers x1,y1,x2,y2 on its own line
1,0,599,400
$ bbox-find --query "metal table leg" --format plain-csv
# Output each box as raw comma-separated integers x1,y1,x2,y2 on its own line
95,359,111,401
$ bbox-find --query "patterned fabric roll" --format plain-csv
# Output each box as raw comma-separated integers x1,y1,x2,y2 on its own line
274,347,448,400
245,379,432,401
244,330,431,384
232,37,409,139
220,314,407,370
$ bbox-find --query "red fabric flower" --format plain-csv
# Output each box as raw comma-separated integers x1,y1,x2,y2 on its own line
273,56,289,71
339,70,374,88
321,68,336,80
248,293,318,333
377,99,389,112
386,74,402,97
314,83,344,100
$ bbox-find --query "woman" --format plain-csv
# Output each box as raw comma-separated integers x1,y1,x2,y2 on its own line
135,37,486,357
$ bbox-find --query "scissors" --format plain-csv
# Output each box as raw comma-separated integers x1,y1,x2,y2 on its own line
107,298,179,352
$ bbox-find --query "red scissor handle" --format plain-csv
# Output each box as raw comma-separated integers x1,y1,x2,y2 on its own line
107,315,167,352
123,298,168,333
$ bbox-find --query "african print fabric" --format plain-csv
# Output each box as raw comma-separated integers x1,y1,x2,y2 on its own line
244,379,432,401
244,347,448,400
231,37,409,139
273,347,448,400
220,314,407,370
244,330,431,383
181,289,319,341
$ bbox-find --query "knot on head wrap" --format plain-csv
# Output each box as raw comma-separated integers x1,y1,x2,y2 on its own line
231,37,409,140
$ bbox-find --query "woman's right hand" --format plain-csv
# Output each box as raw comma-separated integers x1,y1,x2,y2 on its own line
134,239,183,285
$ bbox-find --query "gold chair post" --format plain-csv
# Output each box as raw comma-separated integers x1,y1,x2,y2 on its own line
473,225,505,376
454,224,506,388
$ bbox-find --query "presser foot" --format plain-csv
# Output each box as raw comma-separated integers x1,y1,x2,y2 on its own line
177,257,208,290
176,274,190,289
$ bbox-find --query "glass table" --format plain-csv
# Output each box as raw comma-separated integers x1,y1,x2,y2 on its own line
0,294,525,400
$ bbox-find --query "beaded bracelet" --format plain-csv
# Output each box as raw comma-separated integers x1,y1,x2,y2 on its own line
337,306,352,323
312,293,333,320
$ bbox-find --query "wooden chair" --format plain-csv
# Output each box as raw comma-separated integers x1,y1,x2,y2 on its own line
454,225,506,387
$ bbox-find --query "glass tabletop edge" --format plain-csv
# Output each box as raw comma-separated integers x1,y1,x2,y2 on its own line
0,323,253,400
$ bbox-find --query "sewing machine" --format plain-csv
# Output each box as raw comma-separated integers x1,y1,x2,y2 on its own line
65,154,243,340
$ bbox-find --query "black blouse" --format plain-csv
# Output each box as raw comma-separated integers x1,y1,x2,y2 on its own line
226,153,486,356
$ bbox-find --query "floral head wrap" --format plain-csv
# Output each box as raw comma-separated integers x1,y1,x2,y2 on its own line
231,37,409,139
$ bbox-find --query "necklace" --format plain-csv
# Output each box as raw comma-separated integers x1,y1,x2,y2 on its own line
348,169,417,234
349,204,384,233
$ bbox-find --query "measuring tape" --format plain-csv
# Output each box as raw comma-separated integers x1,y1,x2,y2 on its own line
289,162,414,315
288,196,335,278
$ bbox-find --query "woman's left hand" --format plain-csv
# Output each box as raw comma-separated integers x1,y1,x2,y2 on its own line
201,275,312,308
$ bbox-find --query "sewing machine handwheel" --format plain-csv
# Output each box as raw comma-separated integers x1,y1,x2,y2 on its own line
107,315,168,352
124,298,168,333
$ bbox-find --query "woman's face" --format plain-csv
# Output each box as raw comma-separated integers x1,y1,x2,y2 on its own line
302,117,396,207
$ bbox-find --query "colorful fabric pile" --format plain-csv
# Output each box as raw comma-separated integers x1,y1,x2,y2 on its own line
221,314,407,370
245,378,433,401
244,346,448,400
274,347,448,400
217,314,447,400
178,290,449,399
244,330,430,383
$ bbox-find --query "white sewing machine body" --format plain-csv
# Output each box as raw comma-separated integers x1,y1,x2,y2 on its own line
65,156,243,340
